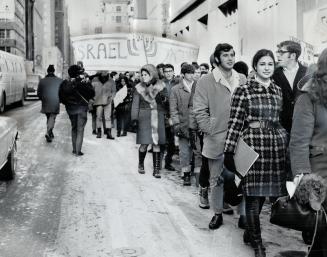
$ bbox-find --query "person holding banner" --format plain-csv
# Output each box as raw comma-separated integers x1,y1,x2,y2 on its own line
224,49,288,257
131,64,169,178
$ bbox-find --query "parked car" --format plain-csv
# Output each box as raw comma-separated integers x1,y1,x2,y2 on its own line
0,116,18,180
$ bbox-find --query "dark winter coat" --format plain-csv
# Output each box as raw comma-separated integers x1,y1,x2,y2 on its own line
131,64,168,145
37,74,63,114
169,80,194,138
59,78,95,115
272,63,307,133
224,78,288,197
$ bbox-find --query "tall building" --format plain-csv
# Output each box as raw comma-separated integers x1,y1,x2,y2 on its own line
0,0,26,57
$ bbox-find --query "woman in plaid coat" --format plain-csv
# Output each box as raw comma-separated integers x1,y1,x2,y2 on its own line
224,49,288,257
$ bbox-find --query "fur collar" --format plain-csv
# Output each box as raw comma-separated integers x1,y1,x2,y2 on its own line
135,81,165,103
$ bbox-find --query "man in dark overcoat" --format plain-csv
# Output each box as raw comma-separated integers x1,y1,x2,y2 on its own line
272,40,307,134
37,65,63,142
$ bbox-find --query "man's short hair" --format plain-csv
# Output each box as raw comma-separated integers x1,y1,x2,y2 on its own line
164,63,174,71
181,64,195,75
277,40,302,60
213,43,234,64
156,63,165,70
68,65,83,78
200,63,209,70
193,63,200,70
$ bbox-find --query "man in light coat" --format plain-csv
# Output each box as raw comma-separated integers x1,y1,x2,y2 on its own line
193,43,246,230
37,65,63,142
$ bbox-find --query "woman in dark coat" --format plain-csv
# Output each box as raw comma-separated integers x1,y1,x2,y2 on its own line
289,48,327,257
224,49,288,257
131,64,168,178
115,75,133,137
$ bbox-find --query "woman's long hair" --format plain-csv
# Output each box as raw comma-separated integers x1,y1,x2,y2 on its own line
307,48,327,108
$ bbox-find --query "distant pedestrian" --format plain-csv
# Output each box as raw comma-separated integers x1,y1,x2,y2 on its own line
59,65,95,156
37,65,63,143
131,64,169,178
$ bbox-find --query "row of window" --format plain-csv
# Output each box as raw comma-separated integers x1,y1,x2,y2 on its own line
0,29,10,39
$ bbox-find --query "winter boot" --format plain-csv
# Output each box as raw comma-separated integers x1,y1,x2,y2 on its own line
117,130,121,137
121,131,127,136
92,129,96,135
138,149,146,174
96,128,102,138
106,128,115,140
199,187,210,209
183,172,191,186
152,152,161,178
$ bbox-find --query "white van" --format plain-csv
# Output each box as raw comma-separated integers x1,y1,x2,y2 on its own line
0,50,27,113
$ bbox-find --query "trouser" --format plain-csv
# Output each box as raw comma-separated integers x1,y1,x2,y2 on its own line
45,113,57,134
68,111,87,153
208,156,235,214
96,104,112,129
164,125,175,165
198,133,210,188
179,137,192,172
116,108,129,133
91,109,107,131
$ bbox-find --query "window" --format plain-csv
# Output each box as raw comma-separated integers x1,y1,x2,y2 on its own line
116,16,121,23
116,6,121,12
0,30,5,38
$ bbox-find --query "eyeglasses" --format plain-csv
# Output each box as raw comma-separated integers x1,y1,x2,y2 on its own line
276,50,289,55
164,70,174,73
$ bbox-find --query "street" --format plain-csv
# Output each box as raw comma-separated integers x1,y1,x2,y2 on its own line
0,101,308,257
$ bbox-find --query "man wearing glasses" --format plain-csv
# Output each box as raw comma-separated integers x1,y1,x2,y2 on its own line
273,40,307,134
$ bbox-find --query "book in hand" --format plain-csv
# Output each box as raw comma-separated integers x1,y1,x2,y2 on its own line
234,138,259,177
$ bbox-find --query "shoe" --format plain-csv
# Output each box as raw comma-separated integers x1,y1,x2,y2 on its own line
45,134,52,142
76,151,84,156
223,203,234,215
164,164,175,171
209,213,223,230
117,131,121,137
199,187,210,209
152,152,161,178
183,172,191,186
138,149,146,174
121,131,127,136
92,129,96,135
238,215,247,229
96,128,102,138
106,128,115,140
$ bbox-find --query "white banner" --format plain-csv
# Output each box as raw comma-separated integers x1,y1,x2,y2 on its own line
72,33,199,72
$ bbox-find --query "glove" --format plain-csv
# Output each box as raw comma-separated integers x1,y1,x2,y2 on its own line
189,129,197,150
155,92,167,104
174,124,184,137
224,153,240,177
131,120,138,130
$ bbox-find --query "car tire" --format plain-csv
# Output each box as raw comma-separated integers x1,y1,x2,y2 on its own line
0,93,5,113
0,140,17,181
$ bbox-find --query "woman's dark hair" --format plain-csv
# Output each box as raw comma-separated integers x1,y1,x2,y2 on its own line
213,43,234,64
252,49,276,71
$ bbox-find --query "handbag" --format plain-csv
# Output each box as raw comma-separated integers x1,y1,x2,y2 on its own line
270,195,327,233
224,179,243,206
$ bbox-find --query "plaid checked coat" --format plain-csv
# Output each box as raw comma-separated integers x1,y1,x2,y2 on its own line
224,78,288,196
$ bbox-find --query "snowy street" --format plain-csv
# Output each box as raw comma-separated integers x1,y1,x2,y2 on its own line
0,101,307,257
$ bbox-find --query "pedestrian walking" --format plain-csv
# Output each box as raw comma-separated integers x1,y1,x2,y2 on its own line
224,49,288,257
170,64,195,186
37,65,63,143
59,65,95,156
93,71,116,139
131,64,169,178
289,48,327,257
193,43,247,230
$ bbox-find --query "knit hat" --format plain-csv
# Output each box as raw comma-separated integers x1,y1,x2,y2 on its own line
47,65,55,73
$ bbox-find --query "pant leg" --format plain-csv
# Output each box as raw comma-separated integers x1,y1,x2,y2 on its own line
68,114,78,152
91,110,96,131
75,111,87,153
208,156,225,214
199,156,210,187
96,105,104,129
164,126,175,165
179,137,192,171
116,108,123,132
122,108,129,132
47,113,56,133
103,103,112,129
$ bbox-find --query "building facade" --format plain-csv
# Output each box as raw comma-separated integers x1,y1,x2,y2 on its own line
0,0,26,57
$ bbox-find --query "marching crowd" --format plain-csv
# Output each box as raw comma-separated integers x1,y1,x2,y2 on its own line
37,40,327,257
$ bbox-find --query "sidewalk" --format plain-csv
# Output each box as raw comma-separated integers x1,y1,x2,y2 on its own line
47,113,308,257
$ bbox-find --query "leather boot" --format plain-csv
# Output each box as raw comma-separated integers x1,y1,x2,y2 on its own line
96,128,102,138
117,130,121,137
152,152,161,178
183,172,191,186
138,149,146,174
246,210,266,257
106,128,115,140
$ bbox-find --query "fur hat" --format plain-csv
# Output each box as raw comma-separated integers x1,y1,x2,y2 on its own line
47,65,55,73
295,174,327,211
